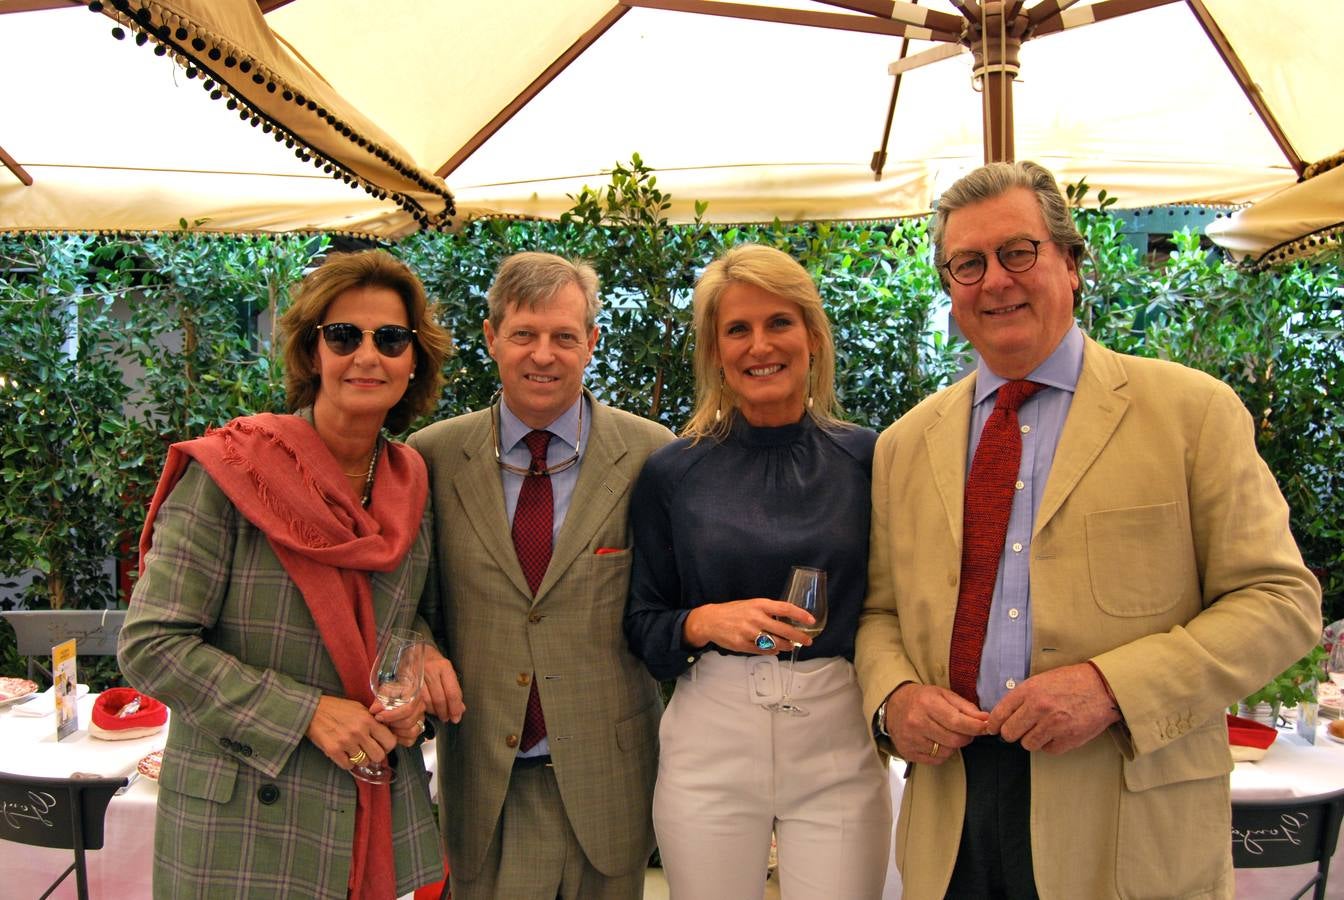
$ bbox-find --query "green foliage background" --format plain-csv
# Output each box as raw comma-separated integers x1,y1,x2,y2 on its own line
0,159,1341,691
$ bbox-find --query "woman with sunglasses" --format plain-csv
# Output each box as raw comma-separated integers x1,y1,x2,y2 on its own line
119,250,452,900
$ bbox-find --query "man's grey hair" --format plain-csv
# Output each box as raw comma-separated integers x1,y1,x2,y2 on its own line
486,252,601,330
931,160,1086,305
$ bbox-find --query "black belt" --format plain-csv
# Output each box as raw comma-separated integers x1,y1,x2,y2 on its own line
512,754,553,770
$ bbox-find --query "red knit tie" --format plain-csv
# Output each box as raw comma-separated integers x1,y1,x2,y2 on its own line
513,430,552,750
948,380,1044,706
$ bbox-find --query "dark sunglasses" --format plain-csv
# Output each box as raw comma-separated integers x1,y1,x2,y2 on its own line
315,323,416,357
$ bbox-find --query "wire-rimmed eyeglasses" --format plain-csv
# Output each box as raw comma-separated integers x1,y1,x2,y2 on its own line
490,391,583,477
940,238,1042,286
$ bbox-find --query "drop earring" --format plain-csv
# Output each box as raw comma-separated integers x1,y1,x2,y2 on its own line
715,368,725,423
806,354,815,409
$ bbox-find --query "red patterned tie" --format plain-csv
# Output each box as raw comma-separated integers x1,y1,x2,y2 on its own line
513,429,552,750
948,380,1044,706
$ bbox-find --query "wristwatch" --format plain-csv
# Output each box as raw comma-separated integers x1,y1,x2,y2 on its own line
874,697,892,741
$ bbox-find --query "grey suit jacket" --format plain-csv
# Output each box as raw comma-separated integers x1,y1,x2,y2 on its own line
409,393,673,881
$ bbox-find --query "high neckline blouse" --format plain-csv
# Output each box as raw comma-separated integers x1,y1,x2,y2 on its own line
624,413,877,680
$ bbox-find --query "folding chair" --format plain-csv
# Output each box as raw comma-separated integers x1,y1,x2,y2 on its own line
1232,786,1344,900
0,771,128,900
0,609,126,684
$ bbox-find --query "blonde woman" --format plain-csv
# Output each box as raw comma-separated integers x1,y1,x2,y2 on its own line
624,244,892,898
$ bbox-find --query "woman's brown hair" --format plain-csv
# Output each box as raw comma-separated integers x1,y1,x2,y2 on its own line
278,250,452,433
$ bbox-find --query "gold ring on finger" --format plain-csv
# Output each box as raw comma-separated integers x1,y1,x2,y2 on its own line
348,749,368,765
929,740,940,757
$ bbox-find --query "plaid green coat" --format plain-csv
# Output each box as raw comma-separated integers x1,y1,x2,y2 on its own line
119,461,442,899
409,396,672,883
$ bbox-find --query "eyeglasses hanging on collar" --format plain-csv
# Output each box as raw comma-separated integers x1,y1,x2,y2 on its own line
490,391,583,476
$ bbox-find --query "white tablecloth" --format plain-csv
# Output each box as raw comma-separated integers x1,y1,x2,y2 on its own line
0,691,165,899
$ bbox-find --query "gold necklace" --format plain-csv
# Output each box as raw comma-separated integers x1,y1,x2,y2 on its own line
342,439,381,507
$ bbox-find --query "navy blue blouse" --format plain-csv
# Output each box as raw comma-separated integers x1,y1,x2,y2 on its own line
623,413,877,680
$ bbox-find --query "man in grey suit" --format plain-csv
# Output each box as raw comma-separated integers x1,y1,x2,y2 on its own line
413,252,672,900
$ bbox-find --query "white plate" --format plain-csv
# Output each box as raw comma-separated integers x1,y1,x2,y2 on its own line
137,749,163,781
1325,731,1344,746
0,677,38,706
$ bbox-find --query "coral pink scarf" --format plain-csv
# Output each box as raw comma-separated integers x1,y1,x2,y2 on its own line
139,413,428,900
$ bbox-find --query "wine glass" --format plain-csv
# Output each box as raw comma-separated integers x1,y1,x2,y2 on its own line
351,628,424,785
769,566,828,717
1329,641,1344,690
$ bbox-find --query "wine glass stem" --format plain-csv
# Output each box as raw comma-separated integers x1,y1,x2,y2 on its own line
781,646,799,703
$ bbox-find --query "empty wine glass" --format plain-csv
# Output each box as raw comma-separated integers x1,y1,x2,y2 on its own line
351,628,424,785
768,566,828,717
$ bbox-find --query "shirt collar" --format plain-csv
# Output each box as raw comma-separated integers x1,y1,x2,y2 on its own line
499,393,585,454
974,323,1084,407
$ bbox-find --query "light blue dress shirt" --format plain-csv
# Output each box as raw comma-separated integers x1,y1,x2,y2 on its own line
498,392,591,757
969,325,1083,711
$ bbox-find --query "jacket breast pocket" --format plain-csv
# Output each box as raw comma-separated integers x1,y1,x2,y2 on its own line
588,548,633,621
1085,501,1196,617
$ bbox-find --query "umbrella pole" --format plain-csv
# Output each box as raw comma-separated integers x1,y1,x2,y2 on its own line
969,1,1023,163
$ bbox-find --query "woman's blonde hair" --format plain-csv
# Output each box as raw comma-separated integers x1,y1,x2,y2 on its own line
683,243,842,440
279,250,452,433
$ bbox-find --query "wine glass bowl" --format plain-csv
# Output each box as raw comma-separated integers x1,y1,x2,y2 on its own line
780,566,828,644
351,628,424,785
770,566,828,716
1328,641,1344,689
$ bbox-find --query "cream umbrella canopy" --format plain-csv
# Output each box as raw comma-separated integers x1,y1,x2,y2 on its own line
1207,155,1344,267
264,0,1344,224
3,0,1343,232
0,0,454,237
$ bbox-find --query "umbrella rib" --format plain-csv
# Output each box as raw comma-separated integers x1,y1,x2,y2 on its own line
1183,0,1305,176
436,4,630,179
1032,0,1176,36
1024,0,1086,28
0,143,33,186
623,0,959,41
811,0,964,35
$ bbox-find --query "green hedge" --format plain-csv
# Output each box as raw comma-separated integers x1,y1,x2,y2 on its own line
1,161,1340,692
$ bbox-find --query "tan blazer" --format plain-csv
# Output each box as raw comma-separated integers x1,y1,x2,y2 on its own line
856,337,1321,900
409,394,673,882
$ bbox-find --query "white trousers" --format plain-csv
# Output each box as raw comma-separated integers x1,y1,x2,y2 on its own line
653,653,893,900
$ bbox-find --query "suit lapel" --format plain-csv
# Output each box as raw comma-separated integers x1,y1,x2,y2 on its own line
924,374,976,551
452,412,534,600
1033,338,1130,537
537,398,629,602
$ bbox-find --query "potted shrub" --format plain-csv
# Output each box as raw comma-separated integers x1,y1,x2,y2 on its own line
1238,645,1327,725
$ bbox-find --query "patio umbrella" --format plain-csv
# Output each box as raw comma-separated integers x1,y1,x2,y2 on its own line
3,0,1342,232
1207,154,1344,267
0,0,454,238
263,0,1344,222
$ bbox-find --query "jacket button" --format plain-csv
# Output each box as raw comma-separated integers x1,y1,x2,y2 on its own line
240,744,253,757
257,784,280,805
517,673,531,686
527,612,542,624
505,734,519,748
219,737,231,750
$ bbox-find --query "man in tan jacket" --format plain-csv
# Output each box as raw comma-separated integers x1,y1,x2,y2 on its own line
413,253,672,899
856,161,1321,899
